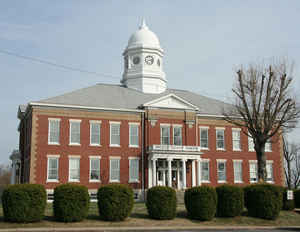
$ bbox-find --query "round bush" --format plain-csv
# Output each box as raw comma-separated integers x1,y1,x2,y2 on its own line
244,184,282,220
294,189,300,208
2,184,46,222
53,184,90,222
146,186,177,220
282,188,295,211
216,185,244,217
184,186,217,221
97,184,134,221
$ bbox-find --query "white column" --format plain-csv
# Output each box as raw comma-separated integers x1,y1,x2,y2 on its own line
182,159,187,189
197,159,201,186
192,160,196,187
10,161,16,184
152,159,157,186
167,158,172,187
148,158,153,188
177,161,180,189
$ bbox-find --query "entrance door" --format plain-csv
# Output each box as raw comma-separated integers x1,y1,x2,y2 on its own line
172,170,178,189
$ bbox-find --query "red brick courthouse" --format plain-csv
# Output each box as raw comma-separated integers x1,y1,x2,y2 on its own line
16,21,284,200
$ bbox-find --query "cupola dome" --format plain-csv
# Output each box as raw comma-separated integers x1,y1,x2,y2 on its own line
127,20,162,49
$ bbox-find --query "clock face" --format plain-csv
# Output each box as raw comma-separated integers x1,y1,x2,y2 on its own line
145,55,154,65
133,56,140,65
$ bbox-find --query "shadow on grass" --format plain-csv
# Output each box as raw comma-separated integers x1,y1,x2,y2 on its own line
130,212,149,219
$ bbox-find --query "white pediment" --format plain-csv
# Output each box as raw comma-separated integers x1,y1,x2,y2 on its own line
143,94,199,110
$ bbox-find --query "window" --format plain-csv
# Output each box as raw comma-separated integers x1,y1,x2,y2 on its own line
217,160,227,182
89,157,100,182
249,161,258,183
173,126,182,145
129,158,139,183
110,158,120,182
232,129,241,151
201,160,210,182
69,120,81,145
161,125,170,145
69,157,80,182
110,122,120,146
216,128,225,150
48,118,60,144
90,121,101,146
266,161,274,182
248,136,255,151
47,156,59,182
265,139,272,152
200,127,209,149
233,160,243,183
129,123,139,147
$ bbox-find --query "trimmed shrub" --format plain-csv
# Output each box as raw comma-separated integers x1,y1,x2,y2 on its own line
2,184,46,222
282,188,295,211
53,184,90,222
184,186,217,221
244,184,282,220
294,189,300,208
146,186,177,220
97,184,134,221
216,185,244,217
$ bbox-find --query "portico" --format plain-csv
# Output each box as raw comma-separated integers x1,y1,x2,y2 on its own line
148,145,202,189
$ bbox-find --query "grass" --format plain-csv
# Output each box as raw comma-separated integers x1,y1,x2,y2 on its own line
0,203,300,229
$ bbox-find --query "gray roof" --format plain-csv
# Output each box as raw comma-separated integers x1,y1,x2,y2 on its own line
34,84,231,116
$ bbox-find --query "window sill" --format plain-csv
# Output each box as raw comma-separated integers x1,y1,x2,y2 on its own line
69,143,81,146
201,180,210,183
68,180,80,183
250,180,258,183
233,149,242,152
46,180,59,183
217,148,226,151
234,181,243,184
129,180,140,183
129,145,139,148
109,180,120,183
48,143,60,146
110,144,120,147
90,144,101,147
200,147,209,150
218,181,227,183
89,180,101,183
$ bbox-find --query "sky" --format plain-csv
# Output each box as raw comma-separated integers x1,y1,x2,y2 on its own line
0,0,300,164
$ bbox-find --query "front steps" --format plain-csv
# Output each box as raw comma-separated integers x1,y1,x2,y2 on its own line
176,190,185,204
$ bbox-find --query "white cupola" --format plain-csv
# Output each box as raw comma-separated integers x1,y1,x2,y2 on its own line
121,19,166,94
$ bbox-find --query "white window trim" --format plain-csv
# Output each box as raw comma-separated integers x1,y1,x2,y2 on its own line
89,156,101,183
217,159,227,183
201,159,210,183
68,157,80,182
89,121,101,146
48,118,61,145
249,160,258,183
160,125,170,145
129,124,139,148
173,125,182,146
199,127,209,150
46,155,60,182
109,157,121,183
69,119,81,146
110,121,121,147
265,140,272,152
216,128,226,151
232,129,241,151
233,160,243,183
129,157,140,183
266,160,274,183
248,135,255,152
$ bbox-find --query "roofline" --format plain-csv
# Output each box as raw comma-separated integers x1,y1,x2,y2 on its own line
29,102,145,113
196,113,242,120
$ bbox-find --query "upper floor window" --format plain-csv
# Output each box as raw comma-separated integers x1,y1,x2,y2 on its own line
69,156,80,182
216,128,225,150
69,120,81,145
110,122,121,147
161,125,170,145
110,157,120,182
89,156,101,182
129,123,139,147
248,136,255,152
265,139,272,152
47,155,59,182
129,157,139,183
266,161,274,182
48,118,60,145
217,160,227,183
90,121,101,146
232,129,241,151
249,161,258,183
173,126,182,146
200,127,209,149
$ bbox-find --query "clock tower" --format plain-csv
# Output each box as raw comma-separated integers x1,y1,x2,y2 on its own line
121,20,167,94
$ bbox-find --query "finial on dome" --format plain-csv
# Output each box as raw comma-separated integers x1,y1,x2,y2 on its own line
139,18,148,29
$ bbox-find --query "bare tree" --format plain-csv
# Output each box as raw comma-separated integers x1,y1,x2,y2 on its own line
224,59,300,182
283,137,300,189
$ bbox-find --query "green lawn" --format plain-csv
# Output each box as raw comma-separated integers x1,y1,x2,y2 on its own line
0,203,300,229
